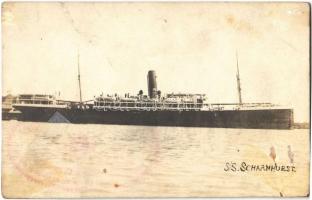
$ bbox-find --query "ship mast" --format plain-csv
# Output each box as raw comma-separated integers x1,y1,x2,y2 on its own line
236,52,242,105
77,51,82,105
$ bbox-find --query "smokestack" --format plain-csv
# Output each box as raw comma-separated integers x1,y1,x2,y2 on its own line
147,70,157,98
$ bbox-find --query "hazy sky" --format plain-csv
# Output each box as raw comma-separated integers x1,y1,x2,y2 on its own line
2,2,310,122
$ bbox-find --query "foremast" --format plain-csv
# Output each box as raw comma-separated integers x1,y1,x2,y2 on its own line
77,51,82,105
236,52,242,105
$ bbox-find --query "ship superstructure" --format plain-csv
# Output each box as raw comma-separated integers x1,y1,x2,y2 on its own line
94,70,208,111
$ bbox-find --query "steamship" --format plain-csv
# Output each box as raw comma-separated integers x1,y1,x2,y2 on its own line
10,52,294,129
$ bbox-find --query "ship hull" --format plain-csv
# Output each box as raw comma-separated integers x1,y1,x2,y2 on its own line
13,106,294,129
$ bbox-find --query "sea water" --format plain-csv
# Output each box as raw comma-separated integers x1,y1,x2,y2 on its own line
1,121,310,197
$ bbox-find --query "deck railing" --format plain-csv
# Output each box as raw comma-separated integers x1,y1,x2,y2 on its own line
93,101,277,111
14,98,68,106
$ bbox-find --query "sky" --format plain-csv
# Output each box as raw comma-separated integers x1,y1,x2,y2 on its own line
2,2,310,122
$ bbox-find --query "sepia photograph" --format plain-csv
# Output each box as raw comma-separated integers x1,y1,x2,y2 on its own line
1,2,310,198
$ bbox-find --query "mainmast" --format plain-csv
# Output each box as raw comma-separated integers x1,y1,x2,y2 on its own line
236,52,242,105
77,51,82,105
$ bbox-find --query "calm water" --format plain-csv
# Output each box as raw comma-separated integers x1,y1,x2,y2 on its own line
2,121,310,197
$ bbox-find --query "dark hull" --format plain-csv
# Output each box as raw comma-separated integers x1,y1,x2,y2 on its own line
13,106,294,129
